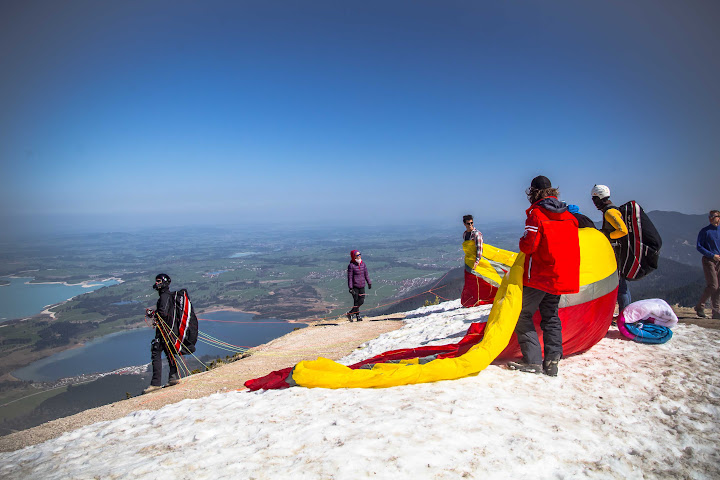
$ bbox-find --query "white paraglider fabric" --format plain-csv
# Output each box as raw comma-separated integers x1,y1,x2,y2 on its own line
621,298,678,328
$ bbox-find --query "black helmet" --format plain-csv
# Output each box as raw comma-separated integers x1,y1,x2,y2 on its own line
153,273,171,291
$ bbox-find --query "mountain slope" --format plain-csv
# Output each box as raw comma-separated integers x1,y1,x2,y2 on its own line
381,267,465,314
647,210,708,266
381,224,705,313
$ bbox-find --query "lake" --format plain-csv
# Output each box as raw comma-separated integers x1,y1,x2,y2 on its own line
0,276,120,322
12,310,305,382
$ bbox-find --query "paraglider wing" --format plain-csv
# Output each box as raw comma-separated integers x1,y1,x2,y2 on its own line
292,254,525,388
245,228,617,390
461,244,518,307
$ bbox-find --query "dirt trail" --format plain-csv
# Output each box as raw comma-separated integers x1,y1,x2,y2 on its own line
0,315,405,453
673,305,720,330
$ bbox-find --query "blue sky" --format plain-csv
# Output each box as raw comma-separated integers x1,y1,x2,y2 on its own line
1,0,718,233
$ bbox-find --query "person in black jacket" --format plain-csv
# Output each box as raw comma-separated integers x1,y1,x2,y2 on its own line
142,273,180,394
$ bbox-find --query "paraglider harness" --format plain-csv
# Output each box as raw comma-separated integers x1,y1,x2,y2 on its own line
147,289,199,356
607,201,662,280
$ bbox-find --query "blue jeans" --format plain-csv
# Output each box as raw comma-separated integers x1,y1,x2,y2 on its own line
618,275,631,312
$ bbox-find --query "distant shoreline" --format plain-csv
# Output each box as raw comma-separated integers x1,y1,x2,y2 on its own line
6,309,310,384
198,306,312,324
4,275,125,288
1,320,149,382
0,276,124,321
200,306,262,316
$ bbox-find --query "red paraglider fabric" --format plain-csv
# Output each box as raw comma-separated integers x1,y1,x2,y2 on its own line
245,287,616,391
460,270,498,308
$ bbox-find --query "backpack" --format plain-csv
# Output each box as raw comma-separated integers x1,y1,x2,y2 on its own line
168,289,199,354
615,201,662,280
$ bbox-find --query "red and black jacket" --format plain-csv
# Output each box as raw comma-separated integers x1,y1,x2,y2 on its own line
519,197,580,295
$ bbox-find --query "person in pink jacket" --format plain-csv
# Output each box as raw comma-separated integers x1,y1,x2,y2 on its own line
347,250,372,322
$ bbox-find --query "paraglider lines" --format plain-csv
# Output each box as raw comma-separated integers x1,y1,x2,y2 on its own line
154,313,209,375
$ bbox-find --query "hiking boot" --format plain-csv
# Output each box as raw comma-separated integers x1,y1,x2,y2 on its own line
543,359,559,377
167,375,180,387
507,361,543,374
713,311,720,320
346,312,353,322
142,385,163,394
356,314,363,322
695,305,706,318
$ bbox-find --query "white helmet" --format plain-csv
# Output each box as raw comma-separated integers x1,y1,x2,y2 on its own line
591,184,610,199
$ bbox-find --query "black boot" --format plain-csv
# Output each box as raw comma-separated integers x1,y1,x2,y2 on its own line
347,312,353,322
543,359,559,377
142,384,162,394
507,361,542,374
356,313,363,322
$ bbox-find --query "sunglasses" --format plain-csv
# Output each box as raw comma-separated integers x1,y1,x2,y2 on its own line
465,221,473,225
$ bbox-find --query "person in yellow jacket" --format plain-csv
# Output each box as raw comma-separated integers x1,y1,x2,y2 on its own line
591,184,630,311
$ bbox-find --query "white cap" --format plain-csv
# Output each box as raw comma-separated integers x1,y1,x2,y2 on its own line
591,184,610,199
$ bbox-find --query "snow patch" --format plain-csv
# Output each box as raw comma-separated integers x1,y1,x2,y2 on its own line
1,301,719,479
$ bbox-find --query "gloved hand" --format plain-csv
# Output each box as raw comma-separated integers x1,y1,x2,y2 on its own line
566,204,580,214
145,308,156,317
368,284,372,289
349,289,354,294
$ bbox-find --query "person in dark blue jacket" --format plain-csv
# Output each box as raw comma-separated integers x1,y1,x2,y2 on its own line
695,210,720,319
347,250,372,322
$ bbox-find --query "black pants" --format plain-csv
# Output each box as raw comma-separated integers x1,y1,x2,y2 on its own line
514,286,563,365
349,287,365,315
150,328,178,386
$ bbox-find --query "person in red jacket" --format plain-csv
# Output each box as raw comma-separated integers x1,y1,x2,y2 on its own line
508,176,580,376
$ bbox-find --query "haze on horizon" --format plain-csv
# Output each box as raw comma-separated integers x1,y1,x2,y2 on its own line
1,0,718,237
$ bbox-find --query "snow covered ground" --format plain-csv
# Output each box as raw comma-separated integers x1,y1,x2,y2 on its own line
2,300,719,479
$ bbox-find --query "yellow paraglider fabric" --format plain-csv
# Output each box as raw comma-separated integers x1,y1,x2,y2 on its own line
577,228,616,285
463,242,518,287
292,252,526,389
244,228,615,390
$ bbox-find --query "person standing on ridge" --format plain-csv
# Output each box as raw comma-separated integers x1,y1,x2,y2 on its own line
460,214,495,307
695,210,720,319
347,250,371,322
508,176,580,377
463,215,483,270
591,184,630,312
143,273,180,394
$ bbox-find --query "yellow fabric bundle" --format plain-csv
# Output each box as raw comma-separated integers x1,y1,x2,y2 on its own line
291,228,614,389
463,242,517,287
293,252,525,388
